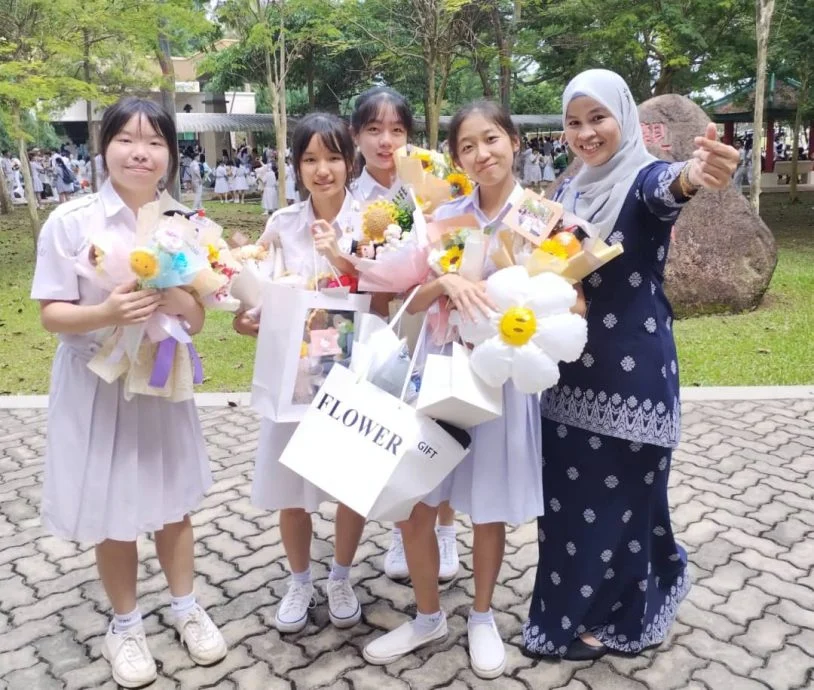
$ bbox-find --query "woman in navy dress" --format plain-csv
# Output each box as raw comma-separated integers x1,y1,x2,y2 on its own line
523,69,739,660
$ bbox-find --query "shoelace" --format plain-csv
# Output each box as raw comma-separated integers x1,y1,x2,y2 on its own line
280,582,314,617
118,629,149,663
181,606,215,643
328,579,357,610
388,535,406,560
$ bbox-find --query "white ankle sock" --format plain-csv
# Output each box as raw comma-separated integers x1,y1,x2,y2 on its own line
436,525,456,538
413,610,444,635
468,608,494,625
291,567,312,584
329,560,351,581
170,592,196,619
112,607,142,634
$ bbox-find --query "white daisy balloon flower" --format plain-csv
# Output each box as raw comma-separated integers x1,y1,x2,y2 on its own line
456,265,588,394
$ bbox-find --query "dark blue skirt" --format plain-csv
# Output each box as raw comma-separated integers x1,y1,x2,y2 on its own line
523,419,690,656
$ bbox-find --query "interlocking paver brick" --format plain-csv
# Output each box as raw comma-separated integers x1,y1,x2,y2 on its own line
1,398,812,688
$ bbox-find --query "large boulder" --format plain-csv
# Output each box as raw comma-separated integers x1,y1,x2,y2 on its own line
551,94,777,316
639,94,777,316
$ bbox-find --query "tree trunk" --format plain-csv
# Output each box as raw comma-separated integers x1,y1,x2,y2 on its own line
0,167,11,215
750,0,775,213
157,31,181,200
474,55,494,99
425,60,439,150
305,49,315,109
13,109,40,241
491,0,519,109
789,76,807,203
83,32,98,193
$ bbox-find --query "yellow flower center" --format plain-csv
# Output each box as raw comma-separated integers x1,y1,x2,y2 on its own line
499,306,537,346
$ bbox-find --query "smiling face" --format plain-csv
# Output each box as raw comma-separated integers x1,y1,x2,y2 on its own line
299,134,349,201
354,103,408,176
454,112,519,189
104,114,170,191
564,96,622,167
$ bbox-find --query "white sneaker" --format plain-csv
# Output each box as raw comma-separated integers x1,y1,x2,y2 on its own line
384,529,409,580
101,623,157,688
275,580,315,633
174,604,227,666
468,617,506,679
363,614,448,665
326,578,361,628
437,528,460,582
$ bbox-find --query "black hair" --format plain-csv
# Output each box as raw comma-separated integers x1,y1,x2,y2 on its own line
448,99,519,168
291,112,355,189
99,96,179,182
350,87,413,175
351,86,413,136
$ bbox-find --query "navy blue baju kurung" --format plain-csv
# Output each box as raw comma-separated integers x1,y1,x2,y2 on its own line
523,160,691,656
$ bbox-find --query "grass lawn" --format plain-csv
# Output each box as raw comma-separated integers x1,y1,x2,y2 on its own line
0,193,811,394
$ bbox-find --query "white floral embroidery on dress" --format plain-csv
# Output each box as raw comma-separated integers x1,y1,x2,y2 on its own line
581,353,595,368
671,359,677,374
551,571,562,585
588,272,602,288
601,549,613,562
603,313,618,328
592,574,691,654
561,616,571,629
629,540,642,553
629,271,643,287
605,475,619,489
644,317,657,333
652,162,685,221
567,467,579,480
541,386,681,448
589,435,602,450
621,356,636,372
538,528,546,542
622,509,632,523
566,541,577,556
557,424,568,438
651,281,656,295
644,471,655,485
659,456,668,471
604,568,615,579
550,497,561,512
580,585,593,598
608,230,625,245
656,245,666,261
583,508,596,523
653,525,666,536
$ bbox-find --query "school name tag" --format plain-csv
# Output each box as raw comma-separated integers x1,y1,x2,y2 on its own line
315,392,438,459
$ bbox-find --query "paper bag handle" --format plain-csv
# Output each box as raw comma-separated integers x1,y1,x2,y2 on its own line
399,311,429,402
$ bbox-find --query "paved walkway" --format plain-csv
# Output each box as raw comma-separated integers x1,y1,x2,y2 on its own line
1,397,813,689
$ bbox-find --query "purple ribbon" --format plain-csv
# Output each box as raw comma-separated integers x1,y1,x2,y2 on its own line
149,338,204,388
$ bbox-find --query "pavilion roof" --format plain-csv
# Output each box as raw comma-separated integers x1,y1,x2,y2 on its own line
706,74,802,122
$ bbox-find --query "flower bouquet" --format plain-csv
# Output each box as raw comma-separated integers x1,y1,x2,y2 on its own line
78,197,230,401
395,145,473,213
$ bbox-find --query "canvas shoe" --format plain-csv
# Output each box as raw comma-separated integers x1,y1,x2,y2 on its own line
384,529,410,580
275,580,316,633
101,622,157,688
437,528,460,582
174,604,227,666
363,614,448,665
468,617,506,679
326,578,362,628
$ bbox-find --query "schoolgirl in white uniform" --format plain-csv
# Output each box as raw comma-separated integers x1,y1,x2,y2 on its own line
233,113,367,635
363,100,581,680
261,161,278,214
284,159,299,204
213,161,230,202
31,97,226,688
231,161,249,203
347,86,461,583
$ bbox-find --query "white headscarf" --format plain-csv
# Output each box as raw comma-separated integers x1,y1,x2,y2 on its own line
557,69,656,239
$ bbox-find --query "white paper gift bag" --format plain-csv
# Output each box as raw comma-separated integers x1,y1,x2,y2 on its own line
416,341,503,428
279,363,471,522
251,281,371,422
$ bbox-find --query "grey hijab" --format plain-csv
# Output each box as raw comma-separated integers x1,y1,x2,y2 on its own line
558,69,656,239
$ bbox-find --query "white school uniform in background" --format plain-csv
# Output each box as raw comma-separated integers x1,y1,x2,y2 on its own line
190,160,203,209
261,164,278,213
232,164,249,192
522,149,542,184
284,163,299,202
30,160,44,195
214,164,229,194
251,190,362,512
418,183,544,526
30,181,212,543
542,154,556,182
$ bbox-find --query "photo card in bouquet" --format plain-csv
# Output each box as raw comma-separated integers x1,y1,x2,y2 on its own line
503,189,564,246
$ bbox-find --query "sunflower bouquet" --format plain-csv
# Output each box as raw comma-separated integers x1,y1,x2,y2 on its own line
428,228,475,276
395,145,473,212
